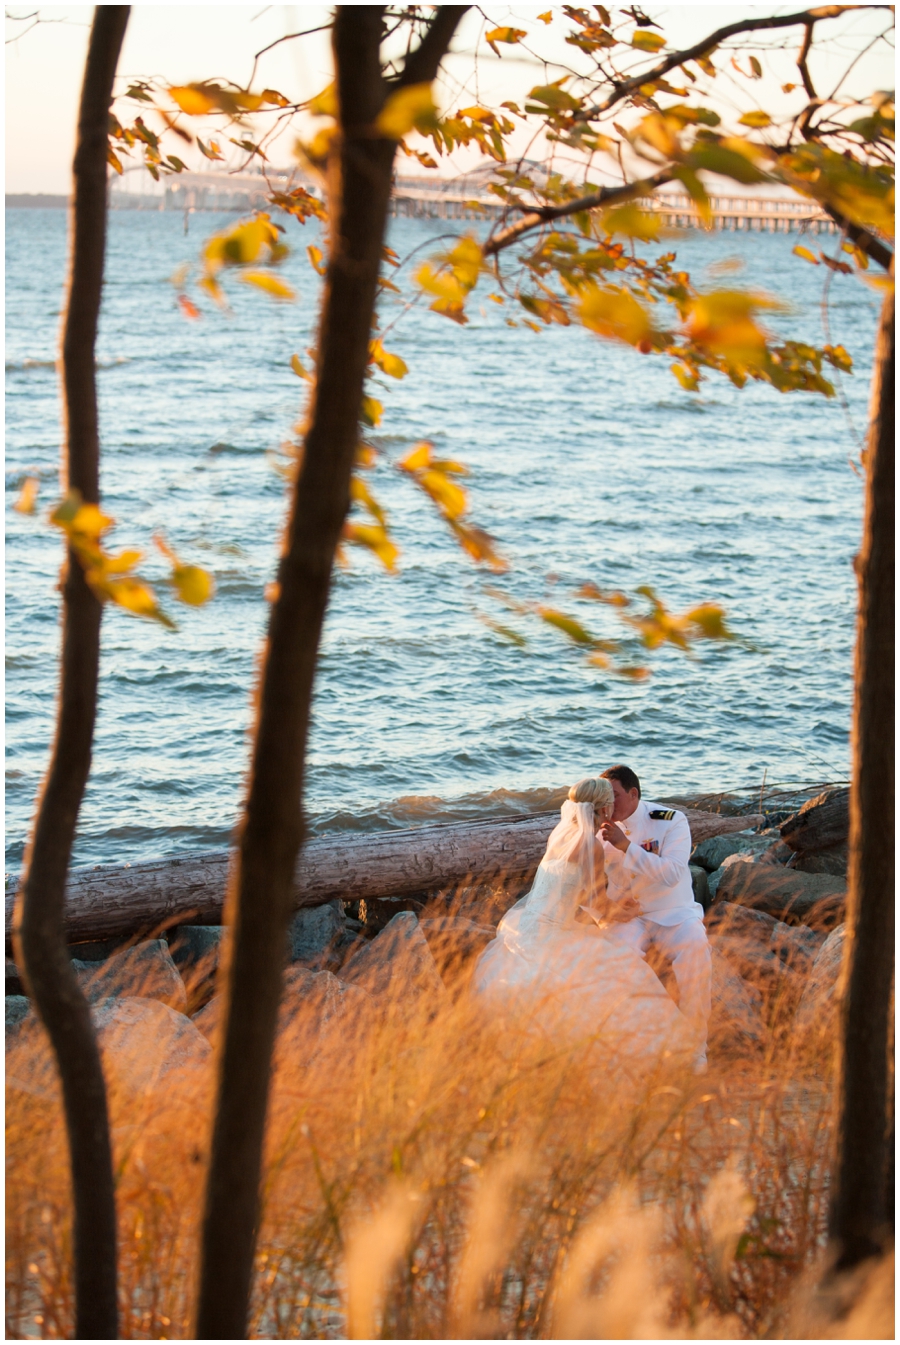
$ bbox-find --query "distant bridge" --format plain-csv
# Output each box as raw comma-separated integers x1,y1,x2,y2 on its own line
107,168,837,236
389,187,836,234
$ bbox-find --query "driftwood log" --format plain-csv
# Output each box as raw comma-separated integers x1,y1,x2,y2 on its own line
5,806,764,945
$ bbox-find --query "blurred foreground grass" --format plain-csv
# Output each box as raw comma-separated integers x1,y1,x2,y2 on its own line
5,902,893,1340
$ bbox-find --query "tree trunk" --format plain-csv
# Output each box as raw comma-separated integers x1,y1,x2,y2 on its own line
11,7,130,1339
194,8,467,1336
829,279,894,1269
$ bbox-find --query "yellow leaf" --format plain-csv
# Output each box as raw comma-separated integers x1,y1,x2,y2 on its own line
418,469,468,519
793,245,820,265
600,204,659,241
205,215,278,271
360,395,383,428
448,235,483,290
486,26,527,53
169,85,217,116
291,353,311,380
107,145,124,175
171,564,215,606
576,581,631,608
308,83,337,117
687,290,777,363
369,338,408,379
307,244,326,276
449,520,507,571
399,443,433,473
631,31,665,52
92,574,176,628
416,262,464,303
350,475,386,525
99,548,143,576
376,82,437,139
685,603,734,640
478,612,526,645
198,274,226,306
536,607,595,646
579,285,653,347
51,497,115,540
738,110,772,128
671,363,700,392
429,298,468,324
537,10,552,22
342,521,399,571
616,664,651,681
13,477,39,514
238,271,295,300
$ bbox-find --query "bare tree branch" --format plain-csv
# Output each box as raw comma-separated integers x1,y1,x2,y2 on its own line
392,4,469,88
483,169,674,257
577,6,889,122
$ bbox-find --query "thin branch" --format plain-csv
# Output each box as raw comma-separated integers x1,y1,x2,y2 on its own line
392,5,470,89
246,22,333,90
483,169,673,257
576,6,888,122
821,205,893,269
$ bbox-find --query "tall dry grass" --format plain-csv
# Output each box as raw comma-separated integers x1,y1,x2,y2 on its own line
5,894,893,1339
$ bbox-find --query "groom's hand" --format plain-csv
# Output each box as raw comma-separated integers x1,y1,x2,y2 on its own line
600,820,630,853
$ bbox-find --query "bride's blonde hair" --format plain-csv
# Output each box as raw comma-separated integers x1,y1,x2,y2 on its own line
568,775,614,819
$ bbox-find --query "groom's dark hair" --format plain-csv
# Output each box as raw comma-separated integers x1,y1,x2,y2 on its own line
601,765,641,797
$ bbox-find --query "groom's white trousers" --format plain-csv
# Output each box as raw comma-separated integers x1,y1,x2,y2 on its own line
604,915,712,1046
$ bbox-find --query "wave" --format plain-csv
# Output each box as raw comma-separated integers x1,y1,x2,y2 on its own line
308,784,570,836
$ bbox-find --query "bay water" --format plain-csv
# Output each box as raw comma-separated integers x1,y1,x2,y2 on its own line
5,207,878,869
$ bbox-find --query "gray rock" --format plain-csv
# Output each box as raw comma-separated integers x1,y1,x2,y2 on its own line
6,957,24,997
5,995,31,1033
709,947,765,1050
341,911,446,1003
770,920,826,971
780,787,849,854
419,916,496,964
92,996,210,1093
714,865,845,928
71,939,187,1013
708,933,783,982
168,925,223,973
755,839,794,866
195,968,370,1065
689,865,710,912
288,900,345,965
792,845,849,878
705,902,778,941
691,831,770,873
794,925,846,1039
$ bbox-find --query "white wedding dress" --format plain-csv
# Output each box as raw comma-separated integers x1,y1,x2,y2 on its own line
473,801,692,1069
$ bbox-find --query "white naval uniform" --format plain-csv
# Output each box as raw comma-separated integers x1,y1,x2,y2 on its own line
599,799,711,1054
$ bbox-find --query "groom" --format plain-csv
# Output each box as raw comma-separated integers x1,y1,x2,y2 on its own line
596,765,711,1073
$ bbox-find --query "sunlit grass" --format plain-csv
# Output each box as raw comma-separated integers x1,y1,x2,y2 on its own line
5,893,892,1339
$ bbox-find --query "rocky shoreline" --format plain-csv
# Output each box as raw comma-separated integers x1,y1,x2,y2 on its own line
6,784,851,1084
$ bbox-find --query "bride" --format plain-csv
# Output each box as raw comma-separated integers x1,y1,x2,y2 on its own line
473,776,692,1067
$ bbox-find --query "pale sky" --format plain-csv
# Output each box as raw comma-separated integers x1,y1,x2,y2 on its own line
5,4,894,194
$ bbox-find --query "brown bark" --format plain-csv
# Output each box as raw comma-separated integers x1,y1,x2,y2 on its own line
194,8,467,1337
11,7,130,1339
829,278,894,1268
